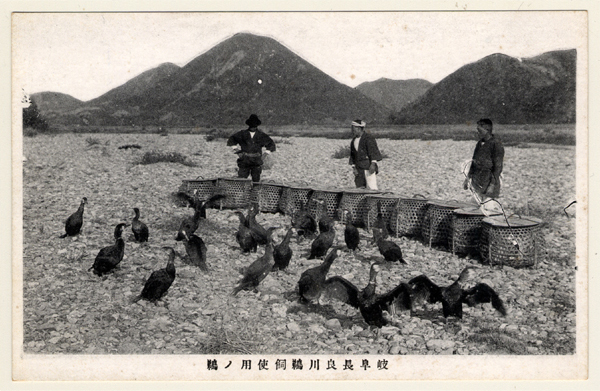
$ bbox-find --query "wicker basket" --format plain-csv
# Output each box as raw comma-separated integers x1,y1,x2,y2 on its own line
278,185,313,216
307,188,343,220
450,207,500,255
391,195,429,237
337,189,382,227
215,177,254,209
479,215,546,268
422,200,476,248
365,194,400,230
251,182,286,213
177,177,219,205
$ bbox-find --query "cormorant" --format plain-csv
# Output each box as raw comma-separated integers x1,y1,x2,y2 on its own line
181,231,208,272
373,228,407,264
234,211,258,253
131,247,177,303
272,227,294,271
308,219,336,260
231,228,277,296
59,197,87,238
323,262,413,327
298,248,338,303
89,223,128,276
131,207,149,242
408,266,507,319
341,209,360,252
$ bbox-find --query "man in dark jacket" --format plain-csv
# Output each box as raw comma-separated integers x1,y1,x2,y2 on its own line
349,119,382,189
227,114,276,182
463,118,505,215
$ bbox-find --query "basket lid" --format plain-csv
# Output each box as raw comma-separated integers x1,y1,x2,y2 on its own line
427,199,475,209
311,187,342,193
454,206,501,216
254,181,286,187
365,194,400,201
341,188,382,195
182,177,218,183
483,215,543,228
218,177,253,182
400,195,429,202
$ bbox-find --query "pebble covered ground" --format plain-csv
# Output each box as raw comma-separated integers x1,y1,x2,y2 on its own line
20,133,577,355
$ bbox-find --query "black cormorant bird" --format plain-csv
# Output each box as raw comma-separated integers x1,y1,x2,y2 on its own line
246,203,270,245
308,220,336,260
272,227,294,271
298,248,338,303
371,201,389,241
291,198,318,242
175,193,225,240
315,198,334,234
89,223,128,276
59,197,87,238
181,231,208,272
408,266,507,319
131,247,177,303
234,211,258,253
131,207,149,242
373,228,407,264
231,228,277,296
341,209,360,252
323,262,413,327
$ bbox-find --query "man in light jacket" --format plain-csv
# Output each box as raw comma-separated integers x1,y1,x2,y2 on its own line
349,119,382,190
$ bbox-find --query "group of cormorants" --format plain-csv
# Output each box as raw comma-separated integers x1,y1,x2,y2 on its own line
59,191,507,330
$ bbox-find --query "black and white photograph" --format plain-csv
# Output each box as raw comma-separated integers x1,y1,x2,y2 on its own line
8,3,594,384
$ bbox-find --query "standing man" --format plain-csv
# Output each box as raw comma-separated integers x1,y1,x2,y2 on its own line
349,119,382,190
227,114,276,182
463,118,505,215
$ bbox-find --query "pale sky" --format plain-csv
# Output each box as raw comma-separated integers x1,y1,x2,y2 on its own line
13,11,586,102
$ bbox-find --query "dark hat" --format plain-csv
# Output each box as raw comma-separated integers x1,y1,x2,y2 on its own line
245,114,261,127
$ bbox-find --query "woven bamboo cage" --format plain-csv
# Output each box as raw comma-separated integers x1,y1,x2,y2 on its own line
337,189,382,227
421,200,476,248
479,215,546,268
390,195,429,237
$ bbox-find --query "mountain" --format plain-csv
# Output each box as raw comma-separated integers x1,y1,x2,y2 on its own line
87,62,180,106
356,78,433,112
51,33,390,127
392,49,576,124
30,92,83,113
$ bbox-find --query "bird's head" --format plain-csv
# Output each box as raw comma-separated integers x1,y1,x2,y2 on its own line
457,266,479,282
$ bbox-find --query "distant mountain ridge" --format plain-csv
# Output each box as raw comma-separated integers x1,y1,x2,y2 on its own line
356,78,433,112
392,49,576,124
42,33,390,127
31,34,576,127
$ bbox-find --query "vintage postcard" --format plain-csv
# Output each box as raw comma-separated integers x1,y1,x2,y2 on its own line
7,2,595,387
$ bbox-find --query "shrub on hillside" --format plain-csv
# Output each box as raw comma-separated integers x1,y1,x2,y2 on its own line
205,128,231,142
136,150,197,167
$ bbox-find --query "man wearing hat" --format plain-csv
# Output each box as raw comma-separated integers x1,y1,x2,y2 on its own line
349,119,382,190
227,114,276,182
463,118,505,215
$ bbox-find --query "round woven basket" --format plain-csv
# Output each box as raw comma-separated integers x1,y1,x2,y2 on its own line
251,182,286,213
307,188,343,220
337,189,382,227
215,178,254,209
278,185,313,216
479,215,546,268
365,194,400,230
450,207,500,255
177,177,219,206
391,195,429,237
422,200,476,247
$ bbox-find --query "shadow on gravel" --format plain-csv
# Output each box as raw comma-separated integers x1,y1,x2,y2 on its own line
286,301,357,329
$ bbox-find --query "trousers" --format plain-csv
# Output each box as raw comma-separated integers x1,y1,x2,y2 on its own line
354,170,378,190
